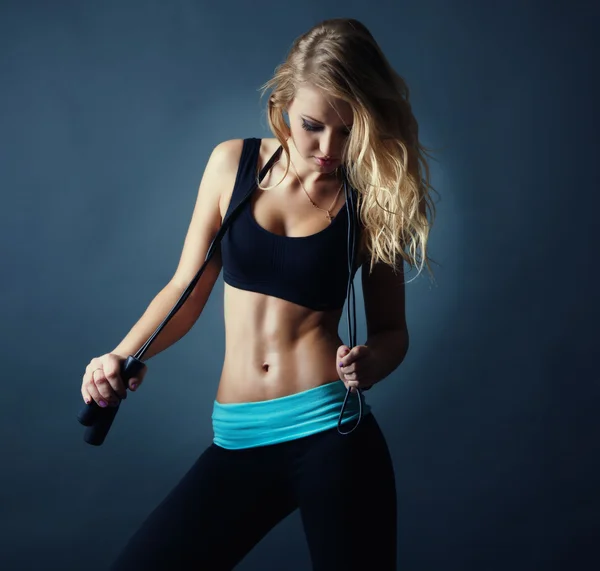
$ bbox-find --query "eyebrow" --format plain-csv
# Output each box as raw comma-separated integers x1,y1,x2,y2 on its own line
303,115,352,129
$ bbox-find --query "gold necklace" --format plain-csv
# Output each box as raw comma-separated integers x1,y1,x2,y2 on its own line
289,157,343,223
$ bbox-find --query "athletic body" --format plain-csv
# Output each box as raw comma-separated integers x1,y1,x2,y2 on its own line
80,18,436,570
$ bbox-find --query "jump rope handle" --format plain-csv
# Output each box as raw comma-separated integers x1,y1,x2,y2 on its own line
77,356,146,445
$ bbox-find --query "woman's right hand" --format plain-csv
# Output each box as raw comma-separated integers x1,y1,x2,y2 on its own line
81,353,147,408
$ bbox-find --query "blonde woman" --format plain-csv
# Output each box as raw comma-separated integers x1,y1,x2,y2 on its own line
84,17,436,571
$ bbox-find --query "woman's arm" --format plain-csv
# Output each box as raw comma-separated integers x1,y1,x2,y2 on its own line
110,139,242,361
110,276,219,361
361,259,409,383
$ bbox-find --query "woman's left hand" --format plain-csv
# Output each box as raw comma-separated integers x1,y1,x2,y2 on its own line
336,345,377,393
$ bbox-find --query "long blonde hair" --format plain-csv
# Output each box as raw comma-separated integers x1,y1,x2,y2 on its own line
258,18,438,281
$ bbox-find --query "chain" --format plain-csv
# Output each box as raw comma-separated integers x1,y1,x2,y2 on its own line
289,156,343,223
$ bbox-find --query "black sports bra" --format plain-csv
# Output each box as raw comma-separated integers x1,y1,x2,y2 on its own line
221,138,362,311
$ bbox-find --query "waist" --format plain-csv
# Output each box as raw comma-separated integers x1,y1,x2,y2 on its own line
211,380,372,450
223,283,344,336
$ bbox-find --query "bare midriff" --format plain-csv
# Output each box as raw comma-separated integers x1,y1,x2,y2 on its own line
215,285,346,403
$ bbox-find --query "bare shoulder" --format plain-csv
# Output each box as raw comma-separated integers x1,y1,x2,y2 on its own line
168,138,242,290
215,137,280,218
212,138,245,167
209,138,244,218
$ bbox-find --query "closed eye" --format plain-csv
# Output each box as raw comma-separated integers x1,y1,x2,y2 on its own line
301,119,321,132
301,119,351,136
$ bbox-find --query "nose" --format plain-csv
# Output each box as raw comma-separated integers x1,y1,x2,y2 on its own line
319,131,342,159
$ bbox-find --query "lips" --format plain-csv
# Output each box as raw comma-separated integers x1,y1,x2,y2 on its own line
314,156,337,166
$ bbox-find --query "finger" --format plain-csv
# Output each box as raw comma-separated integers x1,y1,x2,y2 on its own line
82,360,100,393
347,346,371,367
82,363,103,405
340,362,357,374
337,357,348,381
343,379,360,393
84,375,109,408
339,346,363,368
92,369,120,406
81,386,92,405
81,368,94,404
338,355,351,371
102,360,128,400
337,345,351,362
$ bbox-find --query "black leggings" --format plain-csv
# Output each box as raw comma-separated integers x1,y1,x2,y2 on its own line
109,412,397,570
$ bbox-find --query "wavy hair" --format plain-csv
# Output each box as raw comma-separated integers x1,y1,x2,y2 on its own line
257,18,438,281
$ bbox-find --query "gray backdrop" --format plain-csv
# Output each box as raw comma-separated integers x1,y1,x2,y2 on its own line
1,0,598,570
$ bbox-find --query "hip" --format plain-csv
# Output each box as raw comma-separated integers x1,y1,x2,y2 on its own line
212,379,372,449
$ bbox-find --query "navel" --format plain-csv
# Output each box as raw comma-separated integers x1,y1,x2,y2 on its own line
262,362,270,372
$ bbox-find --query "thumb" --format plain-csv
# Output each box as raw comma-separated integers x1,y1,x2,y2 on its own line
128,364,148,391
128,377,143,391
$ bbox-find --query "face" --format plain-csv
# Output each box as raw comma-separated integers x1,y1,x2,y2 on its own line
286,85,353,173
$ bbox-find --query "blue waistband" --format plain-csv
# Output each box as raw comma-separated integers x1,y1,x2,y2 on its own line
211,380,372,449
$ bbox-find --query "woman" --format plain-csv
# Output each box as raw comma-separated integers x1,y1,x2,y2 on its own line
82,17,436,571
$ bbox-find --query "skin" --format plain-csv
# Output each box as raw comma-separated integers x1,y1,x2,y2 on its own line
81,84,409,407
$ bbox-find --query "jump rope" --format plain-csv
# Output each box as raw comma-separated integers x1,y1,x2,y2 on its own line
77,141,365,445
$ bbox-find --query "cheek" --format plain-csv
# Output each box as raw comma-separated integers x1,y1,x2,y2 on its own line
291,126,316,155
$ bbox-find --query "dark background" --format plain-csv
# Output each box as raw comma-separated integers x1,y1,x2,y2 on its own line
1,0,598,569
